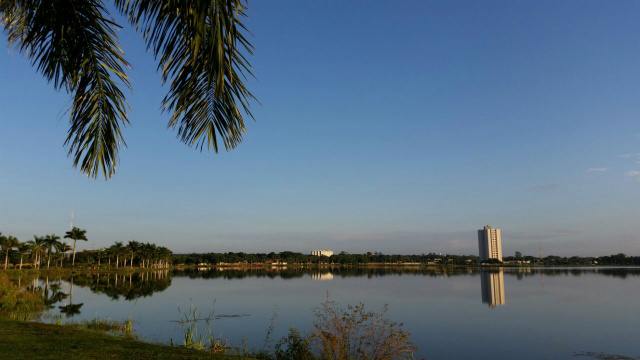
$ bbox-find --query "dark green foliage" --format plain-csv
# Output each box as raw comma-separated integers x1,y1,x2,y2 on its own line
1,0,131,178
0,273,44,320
172,251,481,266
1,0,255,179
274,327,315,360
115,0,256,153
481,258,502,265
502,253,640,266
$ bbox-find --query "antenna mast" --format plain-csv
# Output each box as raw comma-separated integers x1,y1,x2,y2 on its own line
68,207,74,246
539,242,542,261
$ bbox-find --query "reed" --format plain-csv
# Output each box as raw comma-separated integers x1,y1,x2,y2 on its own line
176,300,228,353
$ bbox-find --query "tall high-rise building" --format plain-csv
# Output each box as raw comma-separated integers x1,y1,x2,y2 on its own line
478,225,502,261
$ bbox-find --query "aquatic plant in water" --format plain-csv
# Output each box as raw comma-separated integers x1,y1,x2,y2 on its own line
176,300,227,353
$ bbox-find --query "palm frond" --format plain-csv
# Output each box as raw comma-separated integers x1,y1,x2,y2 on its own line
116,0,255,152
1,0,131,179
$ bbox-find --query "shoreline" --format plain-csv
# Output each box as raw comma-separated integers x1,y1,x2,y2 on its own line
4,263,639,277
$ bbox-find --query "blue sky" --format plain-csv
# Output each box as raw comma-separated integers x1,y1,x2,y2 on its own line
1,0,640,256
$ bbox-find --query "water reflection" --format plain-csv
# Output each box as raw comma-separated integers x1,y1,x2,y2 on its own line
58,277,83,317
12,266,639,359
43,282,68,310
176,266,471,280
17,271,173,317
173,266,640,280
480,269,505,308
73,270,172,301
23,266,640,319
311,272,334,281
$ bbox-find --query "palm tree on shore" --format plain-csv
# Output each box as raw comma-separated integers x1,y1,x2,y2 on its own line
17,242,30,269
158,247,173,269
96,248,105,267
111,242,125,269
127,240,140,269
55,242,72,268
1,234,20,270
26,236,46,269
64,227,88,268
44,234,61,269
105,247,112,268
140,242,157,268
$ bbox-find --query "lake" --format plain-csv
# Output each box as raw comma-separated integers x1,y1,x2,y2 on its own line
29,267,640,359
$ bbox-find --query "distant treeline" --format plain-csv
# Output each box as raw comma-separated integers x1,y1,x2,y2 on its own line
172,252,477,265
504,253,640,266
174,267,640,280
172,251,640,266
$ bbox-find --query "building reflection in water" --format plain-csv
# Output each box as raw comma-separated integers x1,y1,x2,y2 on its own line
311,272,334,281
480,269,505,308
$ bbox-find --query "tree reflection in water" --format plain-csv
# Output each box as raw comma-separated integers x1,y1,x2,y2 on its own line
20,271,172,319
57,277,83,317
42,278,68,310
27,266,638,318
48,270,173,303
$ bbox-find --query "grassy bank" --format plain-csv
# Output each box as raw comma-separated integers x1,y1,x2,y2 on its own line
0,319,254,360
0,272,254,359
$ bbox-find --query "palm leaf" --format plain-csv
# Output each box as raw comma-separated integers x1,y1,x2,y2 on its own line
115,0,256,152
1,0,131,179
2,0,256,178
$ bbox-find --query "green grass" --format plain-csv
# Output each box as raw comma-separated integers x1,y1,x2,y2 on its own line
70,318,129,334
0,319,255,360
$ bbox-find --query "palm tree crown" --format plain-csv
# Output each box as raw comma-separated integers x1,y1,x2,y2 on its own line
65,227,88,267
127,240,141,268
43,234,61,269
16,242,31,269
26,236,46,269
55,242,72,267
1,234,20,270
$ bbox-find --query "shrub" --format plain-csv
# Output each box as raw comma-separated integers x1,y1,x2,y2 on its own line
310,297,416,360
275,327,315,360
0,274,44,320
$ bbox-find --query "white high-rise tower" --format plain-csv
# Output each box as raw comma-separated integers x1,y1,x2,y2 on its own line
478,225,502,261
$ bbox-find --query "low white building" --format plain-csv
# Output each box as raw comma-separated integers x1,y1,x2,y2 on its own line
311,250,334,257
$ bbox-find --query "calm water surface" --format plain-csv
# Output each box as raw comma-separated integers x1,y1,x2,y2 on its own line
31,267,640,359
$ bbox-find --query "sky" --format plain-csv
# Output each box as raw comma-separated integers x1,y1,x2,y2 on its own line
1,0,640,256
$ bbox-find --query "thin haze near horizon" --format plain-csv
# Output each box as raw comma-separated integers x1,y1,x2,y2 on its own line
1,1,639,257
